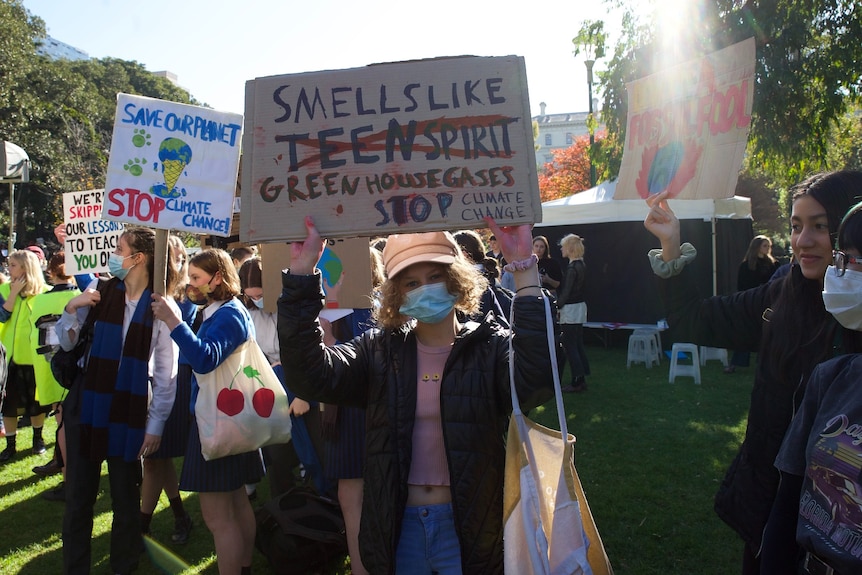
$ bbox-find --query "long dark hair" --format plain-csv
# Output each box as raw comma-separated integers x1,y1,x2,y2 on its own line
743,235,775,271
764,170,862,385
453,230,500,282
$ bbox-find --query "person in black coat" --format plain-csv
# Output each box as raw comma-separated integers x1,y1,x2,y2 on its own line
724,235,780,373
532,235,562,295
644,170,862,575
278,218,553,575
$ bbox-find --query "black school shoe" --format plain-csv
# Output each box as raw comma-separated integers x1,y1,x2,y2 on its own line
42,482,65,502
33,459,63,477
0,446,16,463
171,514,193,544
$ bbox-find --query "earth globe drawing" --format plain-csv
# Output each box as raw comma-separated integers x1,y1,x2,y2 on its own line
647,141,684,195
318,247,343,293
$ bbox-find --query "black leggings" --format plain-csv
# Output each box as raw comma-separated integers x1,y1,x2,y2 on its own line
558,324,590,383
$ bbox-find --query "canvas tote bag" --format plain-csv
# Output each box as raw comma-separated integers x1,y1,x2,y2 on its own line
503,295,612,575
195,338,292,461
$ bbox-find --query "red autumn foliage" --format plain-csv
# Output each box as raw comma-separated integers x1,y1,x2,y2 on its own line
538,134,595,202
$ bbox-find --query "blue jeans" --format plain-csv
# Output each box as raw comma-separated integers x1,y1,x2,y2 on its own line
395,503,463,575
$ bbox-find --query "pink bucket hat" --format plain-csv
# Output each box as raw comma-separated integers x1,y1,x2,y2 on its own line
382,231,460,278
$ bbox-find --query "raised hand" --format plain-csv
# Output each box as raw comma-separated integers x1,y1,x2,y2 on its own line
484,218,533,264
644,191,681,261
289,216,326,275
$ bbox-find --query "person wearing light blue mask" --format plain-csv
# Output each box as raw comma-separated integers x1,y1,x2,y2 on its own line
56,227,182,575
278,218,554,575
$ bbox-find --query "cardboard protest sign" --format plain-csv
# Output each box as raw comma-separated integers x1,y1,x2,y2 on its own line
259,239,373,313
62,189,124,274
103,93,242,236
241,55,540,242
615,38,755,200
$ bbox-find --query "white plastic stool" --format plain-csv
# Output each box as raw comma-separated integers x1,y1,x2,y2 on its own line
699,346,728,367
669,343,701,384
633,328,662,365
627,333,660,369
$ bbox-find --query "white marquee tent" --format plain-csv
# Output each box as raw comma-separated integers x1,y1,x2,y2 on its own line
532,180,754,326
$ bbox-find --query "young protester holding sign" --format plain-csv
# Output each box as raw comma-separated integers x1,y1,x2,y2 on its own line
643,171,862,574
58,227,180,575
278,217,553,575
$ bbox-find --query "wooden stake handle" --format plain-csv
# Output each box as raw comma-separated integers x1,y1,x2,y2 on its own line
154,229,169,296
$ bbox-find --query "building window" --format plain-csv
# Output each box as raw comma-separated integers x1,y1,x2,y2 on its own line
566,133,573,145
544,134,552,146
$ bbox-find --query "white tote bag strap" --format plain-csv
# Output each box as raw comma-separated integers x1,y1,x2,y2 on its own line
508,292,570,448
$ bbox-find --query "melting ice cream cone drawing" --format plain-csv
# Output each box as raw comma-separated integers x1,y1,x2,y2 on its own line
151,137,192,198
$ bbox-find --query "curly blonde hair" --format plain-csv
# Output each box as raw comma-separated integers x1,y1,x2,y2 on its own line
8,250,46,297
372,257,487,330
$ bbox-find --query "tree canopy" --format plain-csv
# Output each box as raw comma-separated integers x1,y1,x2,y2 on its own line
0,0,200,248
595,0,862,188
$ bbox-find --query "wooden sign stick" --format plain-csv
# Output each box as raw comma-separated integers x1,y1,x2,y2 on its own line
153,229,169,296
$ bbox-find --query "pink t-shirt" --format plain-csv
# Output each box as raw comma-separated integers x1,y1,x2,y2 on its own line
407,339,452,486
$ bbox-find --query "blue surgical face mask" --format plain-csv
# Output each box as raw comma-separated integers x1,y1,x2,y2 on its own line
399,282,457,324
253,297,265,310
108,253,136,281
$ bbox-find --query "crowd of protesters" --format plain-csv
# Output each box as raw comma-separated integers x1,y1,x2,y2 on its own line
2,169,862,575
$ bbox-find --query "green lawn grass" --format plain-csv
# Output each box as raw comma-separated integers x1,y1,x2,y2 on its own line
0,343,751,574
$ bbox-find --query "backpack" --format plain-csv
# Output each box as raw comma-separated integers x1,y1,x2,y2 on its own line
254,486,349,575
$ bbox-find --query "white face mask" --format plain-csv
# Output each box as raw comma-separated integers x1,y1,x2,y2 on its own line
822,265,862,330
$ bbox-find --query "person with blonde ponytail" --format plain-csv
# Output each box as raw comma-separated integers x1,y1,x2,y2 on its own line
0,249,49,462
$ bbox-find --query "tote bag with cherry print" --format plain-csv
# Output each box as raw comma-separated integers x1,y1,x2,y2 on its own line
194,339,292,461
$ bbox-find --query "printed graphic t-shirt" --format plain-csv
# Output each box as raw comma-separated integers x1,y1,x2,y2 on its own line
775,354,862,573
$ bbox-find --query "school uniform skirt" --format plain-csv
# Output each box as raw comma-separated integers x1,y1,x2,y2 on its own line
147,364,192,459
324,405,366,480
179,414,264,492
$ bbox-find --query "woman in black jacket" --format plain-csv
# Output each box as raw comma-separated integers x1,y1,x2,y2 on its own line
643,171,862,575
724,235,780,374
278,218,553,575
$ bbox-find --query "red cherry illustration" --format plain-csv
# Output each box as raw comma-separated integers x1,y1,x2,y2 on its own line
217,388,244,416
252,388,275,417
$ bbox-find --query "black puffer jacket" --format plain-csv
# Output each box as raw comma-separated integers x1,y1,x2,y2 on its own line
278,271,554,575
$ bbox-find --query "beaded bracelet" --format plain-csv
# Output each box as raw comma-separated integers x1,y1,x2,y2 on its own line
503,254,539,273
515,285,541,294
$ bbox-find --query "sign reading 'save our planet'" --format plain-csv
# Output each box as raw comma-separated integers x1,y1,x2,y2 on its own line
102,93,242,236
63,189,124,274
240,56,541,242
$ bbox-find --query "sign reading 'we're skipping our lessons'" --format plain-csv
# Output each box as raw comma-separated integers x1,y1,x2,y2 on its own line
241,55,541,242
63,189,124,274
103,93,242,236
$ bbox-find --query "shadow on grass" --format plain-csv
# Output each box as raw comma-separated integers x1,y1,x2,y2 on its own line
533,344,752,575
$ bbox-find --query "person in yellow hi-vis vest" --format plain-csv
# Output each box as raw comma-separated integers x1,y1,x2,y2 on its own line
29,253,81,500
0,249,49,462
